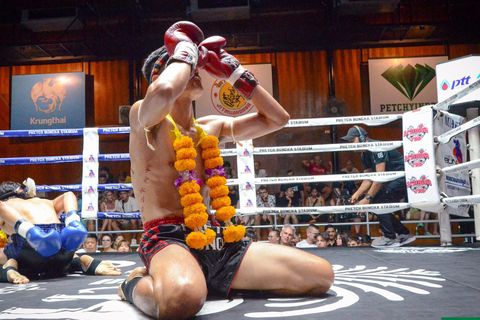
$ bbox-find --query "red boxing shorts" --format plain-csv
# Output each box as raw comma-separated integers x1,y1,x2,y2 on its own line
139,216,252,297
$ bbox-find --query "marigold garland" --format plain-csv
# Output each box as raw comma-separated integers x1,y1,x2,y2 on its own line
172,118,245,250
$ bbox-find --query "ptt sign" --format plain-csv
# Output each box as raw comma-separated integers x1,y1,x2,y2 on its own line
439,75,472,91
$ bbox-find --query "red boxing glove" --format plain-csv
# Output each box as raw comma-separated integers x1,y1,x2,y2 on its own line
164,21,204,72
199,36,258,99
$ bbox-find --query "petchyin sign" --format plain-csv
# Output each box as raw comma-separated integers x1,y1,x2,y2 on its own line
369,56,448,115
11,72,86,130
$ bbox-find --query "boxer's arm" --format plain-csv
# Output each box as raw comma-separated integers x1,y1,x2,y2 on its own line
138,62,192,128
52,191,77,216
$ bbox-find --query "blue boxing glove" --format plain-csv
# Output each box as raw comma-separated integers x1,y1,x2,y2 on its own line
14,219,61,257
61,210,87,251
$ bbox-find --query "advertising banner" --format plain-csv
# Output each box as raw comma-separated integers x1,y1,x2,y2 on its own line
11,72,86,130
195,64,273,118
369,56,448,115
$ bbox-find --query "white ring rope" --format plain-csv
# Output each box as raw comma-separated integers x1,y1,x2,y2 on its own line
284,115,402,127
435,114,480,144
439,158,480,174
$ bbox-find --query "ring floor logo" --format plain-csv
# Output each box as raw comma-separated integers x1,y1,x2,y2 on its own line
0,258,451,319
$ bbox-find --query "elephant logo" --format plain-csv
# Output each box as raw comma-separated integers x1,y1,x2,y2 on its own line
30,78,66,114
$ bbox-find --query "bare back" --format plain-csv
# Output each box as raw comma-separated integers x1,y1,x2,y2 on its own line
0,198,60,235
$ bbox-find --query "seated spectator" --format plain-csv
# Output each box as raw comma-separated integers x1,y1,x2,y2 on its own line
277,187,300,225
280,224,296,246
118,171,132,184
268,229,280,244
296,225,319,248
255,185,275,237
100,191,119,234
336,232,349,247
280,170,305,206
407,208,438,236
112,234,125,250
223,161,236,179
243,228,258,242
254,161,268,177
113,191,140,244
315,232,329,248
292,229,302,246
361,234,372,246
100,234,117,252
347,236,360,247
302,156,331,175
76,234,100,253
116,240,131,252
99,166,117,184
325,224,337,247
305,187,326,223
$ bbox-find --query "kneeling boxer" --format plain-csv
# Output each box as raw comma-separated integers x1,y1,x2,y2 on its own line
0,180,121,283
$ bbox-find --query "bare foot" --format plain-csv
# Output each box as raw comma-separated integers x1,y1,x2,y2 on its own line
118,267,147,300
4,260,29,284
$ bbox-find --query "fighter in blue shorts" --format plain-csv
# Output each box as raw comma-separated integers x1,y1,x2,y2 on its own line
0,180,121,283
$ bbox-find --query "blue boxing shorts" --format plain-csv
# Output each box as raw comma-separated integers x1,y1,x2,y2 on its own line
139,216,252,297
4,223,75,279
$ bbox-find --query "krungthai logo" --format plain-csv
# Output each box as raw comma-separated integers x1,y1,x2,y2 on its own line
381,64,436,100
407,175,433,194
211,80,254,116
404,124,428,142
405,149,430,167
31,78,66,114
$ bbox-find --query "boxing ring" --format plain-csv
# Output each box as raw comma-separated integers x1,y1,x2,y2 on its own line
1,79,480,319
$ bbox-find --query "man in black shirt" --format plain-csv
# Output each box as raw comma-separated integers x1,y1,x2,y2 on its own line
341,126,416,248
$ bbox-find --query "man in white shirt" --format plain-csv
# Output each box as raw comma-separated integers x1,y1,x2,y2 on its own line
114,191,140,244
296,225,320,248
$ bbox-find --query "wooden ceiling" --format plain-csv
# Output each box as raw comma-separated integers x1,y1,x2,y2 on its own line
0,0,479,65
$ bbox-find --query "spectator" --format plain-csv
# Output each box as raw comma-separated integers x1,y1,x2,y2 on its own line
254,161,268,177
114,190,140,244
361,234,372,246
100,234,117,252
228,185,240,209
277,187,300,225
407,208,438,236
243,228,258,242
268,229,280,244
118,171,132,184
280,224,296,246
292,229,302,246
223,161,236,179
315,232,329,248
100,191,119,233
76,234,100,253
296,225,319,248
341,160,361,194
113,234,125,250
99,166,117,184
336,232,349,247
325,224,337,247
347,236,360,247
305,186,326,223
280,170,305,206
117,240,132,252
302,156,331,175
342,126,416,248
255,185,275,238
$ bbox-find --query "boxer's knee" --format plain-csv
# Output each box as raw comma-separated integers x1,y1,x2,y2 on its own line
155,281,207,319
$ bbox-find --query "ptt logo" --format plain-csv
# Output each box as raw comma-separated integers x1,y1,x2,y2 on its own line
242,149,251,157
86,186,96,194
87,155,96,162
405,149,430,167
87,203,95,211
244,166,252,173
440,75,471,91
244,182,253,190
404,124,428,142
88,170,95,178
407,175,433,194
245,199,253,207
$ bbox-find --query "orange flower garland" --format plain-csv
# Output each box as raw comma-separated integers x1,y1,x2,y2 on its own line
200,136,245,243
171,115,245,249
